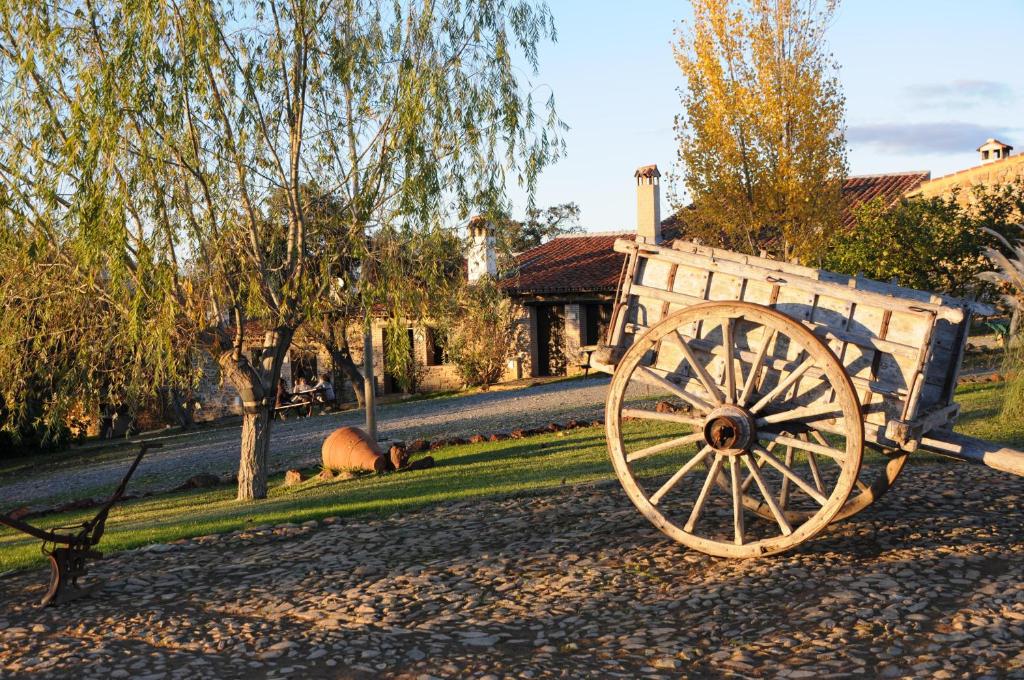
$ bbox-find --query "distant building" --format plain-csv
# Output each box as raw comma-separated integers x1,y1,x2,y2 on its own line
499,165,927,378
911,138,1024,207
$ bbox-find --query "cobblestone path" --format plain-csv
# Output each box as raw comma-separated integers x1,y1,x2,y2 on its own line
2,464,1023,679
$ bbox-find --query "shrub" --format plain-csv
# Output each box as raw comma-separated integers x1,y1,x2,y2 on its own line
824,195,988,296
444,279,523,388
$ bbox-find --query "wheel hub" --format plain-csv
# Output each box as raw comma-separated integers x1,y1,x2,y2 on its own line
703,405,756,454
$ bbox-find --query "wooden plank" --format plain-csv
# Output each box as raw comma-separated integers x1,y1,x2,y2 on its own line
625,322,912,399
919,432,1024,477
616,239,966,323
628,284,924,361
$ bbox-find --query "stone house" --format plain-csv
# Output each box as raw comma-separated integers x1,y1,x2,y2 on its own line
190,138,1021,418
911,138,1024,208
497,163,955,379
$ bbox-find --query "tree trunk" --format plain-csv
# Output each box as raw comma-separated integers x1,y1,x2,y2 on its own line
218,325,294,501
237,405,271,500
326,327,366,408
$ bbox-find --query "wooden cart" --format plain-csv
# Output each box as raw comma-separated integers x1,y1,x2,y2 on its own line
591,238,1024,558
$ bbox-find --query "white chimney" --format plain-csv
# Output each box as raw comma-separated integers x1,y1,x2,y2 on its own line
978,138,1013,164
635,164,662,244
467,215,497,282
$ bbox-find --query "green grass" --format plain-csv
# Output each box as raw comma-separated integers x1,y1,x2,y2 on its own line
1,381,1019,573
953,380,1024,447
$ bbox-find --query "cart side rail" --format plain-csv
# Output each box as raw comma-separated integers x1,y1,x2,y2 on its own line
600,238,978,451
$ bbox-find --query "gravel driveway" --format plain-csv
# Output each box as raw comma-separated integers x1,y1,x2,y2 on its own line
1,464,1022,678
0,377,611,510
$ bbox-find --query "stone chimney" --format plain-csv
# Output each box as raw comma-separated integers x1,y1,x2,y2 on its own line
635,164,662,244
467,215,497,282
978,138,1013,164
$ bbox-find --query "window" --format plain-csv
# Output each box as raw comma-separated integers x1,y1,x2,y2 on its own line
425,327,448,366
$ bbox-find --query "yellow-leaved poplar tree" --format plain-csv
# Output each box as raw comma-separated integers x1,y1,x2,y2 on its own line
673,0,848,261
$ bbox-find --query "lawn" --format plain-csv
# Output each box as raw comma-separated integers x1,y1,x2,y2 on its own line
0,381,1019,573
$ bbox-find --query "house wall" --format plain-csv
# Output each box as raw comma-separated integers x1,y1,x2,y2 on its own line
514,298,610,379
186,318,474,425
913,154,1024,207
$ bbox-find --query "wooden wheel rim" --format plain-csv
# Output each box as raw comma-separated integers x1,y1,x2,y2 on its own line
605,301,864,558
734,443,906,525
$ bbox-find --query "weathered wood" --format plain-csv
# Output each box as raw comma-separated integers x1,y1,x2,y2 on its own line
919,432,1024,477
604,301,863,558
617,240,966,322
602,237,977,456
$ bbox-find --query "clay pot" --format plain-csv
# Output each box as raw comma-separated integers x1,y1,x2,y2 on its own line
322,426,388,473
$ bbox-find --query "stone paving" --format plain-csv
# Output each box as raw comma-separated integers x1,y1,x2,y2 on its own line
1,464,1023,679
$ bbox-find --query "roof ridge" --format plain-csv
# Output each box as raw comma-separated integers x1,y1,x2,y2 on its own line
921,151,1023,184
846,171,931,179
556,230,632,239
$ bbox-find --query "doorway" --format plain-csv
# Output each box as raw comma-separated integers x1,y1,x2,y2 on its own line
536,304,566,377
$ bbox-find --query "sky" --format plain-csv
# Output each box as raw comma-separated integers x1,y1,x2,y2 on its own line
507,0,1024,232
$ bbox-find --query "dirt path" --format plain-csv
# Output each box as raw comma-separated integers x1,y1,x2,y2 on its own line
0,377,611,510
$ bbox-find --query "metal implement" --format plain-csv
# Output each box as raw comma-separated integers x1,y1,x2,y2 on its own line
594,238,1021,557
0,442,157,606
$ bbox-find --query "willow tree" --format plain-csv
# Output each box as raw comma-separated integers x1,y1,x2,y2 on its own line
673,0,847,261
0,0,562,499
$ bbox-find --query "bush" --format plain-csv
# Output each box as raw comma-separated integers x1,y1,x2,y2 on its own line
824,195,988,296
444,279,522,388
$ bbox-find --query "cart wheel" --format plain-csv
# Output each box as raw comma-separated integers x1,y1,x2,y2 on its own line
605,301,863,558
727,436,907,525
830,447,908,521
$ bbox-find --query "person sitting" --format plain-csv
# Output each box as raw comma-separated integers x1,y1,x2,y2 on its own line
313,373,336,410
290,376,314,417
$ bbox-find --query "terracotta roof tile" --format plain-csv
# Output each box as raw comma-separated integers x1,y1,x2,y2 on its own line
501,233,633,295
841,171,930,228
503,172,930,295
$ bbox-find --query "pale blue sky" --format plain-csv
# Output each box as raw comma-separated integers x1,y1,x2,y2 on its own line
509,0,1024,231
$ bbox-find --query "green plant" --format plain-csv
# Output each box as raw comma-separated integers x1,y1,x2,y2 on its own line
978,224,1024,419
825,195,989,296
444,279,523,388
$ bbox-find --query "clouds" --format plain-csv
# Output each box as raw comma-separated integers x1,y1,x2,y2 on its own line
906,79,1015,108
848,121,1017,155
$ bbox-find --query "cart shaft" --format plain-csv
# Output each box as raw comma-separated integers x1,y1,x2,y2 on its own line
919,431,1024,477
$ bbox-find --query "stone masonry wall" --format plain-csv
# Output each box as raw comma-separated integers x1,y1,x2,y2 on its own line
914,154,1024,208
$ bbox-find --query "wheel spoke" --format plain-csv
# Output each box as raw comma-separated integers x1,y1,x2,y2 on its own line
636,365,715,414
740,439,777,492
738,327,777,407
779,445,795,508
749,356,816,414
755,402,842,426
650,445,714,505
730,457,744,545
684,453,725,532
761,432,846,463
673,330,726,404
804,431,829,493
806,452,825,494
621,408,705,428
752,445,828,506
627,432,706,463
743,454,793,536
722,318,737,404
